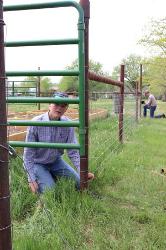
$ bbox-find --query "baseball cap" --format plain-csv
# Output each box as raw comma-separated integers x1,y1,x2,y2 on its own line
53,92,69,105
53,92,68,98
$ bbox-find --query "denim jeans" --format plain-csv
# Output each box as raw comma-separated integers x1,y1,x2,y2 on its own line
143,105,156,118
34,157,80,193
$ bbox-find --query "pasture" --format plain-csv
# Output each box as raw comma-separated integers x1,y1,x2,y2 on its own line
9,99,166,249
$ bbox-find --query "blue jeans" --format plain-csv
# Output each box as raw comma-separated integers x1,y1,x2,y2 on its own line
34,157,80,193
143,105,156,118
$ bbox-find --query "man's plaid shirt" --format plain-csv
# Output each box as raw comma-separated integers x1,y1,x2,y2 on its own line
23,112,80,182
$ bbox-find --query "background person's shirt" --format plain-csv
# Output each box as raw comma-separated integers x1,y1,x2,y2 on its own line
147,94,157,107
23,112,80,182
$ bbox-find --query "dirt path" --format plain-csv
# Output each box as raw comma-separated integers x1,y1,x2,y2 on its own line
8,108,108,137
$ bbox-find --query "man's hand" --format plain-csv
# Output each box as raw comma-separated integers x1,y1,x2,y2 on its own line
29,181,39,193
88,172,95,180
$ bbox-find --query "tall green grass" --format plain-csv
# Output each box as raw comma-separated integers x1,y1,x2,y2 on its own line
9,101,166,249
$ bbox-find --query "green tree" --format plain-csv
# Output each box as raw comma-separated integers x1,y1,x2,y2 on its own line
139,18,166,99
59,59,114,92
143,57,166,99
139,18,166,56
112,54,143,92
20,76,52,96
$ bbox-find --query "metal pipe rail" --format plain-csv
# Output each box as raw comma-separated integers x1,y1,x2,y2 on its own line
8,120,79,127
5,39,79,47
88,65,125,143
88,71,123,87
6,70,79,77
3,1,84,18
9,141,80,149
7,97,79,104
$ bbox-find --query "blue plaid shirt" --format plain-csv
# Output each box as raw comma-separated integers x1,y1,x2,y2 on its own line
23,112,80,182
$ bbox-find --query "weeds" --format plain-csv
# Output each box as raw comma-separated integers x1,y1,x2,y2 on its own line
10,101,166,249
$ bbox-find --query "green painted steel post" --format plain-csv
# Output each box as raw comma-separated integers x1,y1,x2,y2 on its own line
79,0,90,190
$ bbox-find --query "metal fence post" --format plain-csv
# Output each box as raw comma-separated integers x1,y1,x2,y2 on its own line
139,64,142,117
135,80,139,122
0,1,12,249
79,0,90,190
119,65,124,143
37,66,41,110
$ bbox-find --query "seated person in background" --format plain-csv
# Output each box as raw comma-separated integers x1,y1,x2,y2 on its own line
143,90,157,118
23,92,94,193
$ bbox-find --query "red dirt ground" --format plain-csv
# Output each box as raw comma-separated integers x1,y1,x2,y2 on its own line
8,108,108,136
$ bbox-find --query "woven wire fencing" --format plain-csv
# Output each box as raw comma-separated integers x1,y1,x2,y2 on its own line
89,92,139,175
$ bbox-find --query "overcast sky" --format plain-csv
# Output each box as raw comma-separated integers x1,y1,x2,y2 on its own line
3,0,166,83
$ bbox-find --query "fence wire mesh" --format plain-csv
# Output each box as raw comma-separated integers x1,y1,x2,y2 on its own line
89,92,140,175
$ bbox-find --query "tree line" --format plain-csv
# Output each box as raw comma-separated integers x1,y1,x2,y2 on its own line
13,18,166,100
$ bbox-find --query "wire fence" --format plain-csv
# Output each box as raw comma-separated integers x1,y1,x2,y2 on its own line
7,90,142,249
89,92,140,175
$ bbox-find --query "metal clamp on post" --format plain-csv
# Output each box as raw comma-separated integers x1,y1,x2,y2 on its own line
0,159,9,163
0,195,10,200
80,169,88,173
0,19,5,26
0,144,17,158
0,224,12,232
8,145,17,158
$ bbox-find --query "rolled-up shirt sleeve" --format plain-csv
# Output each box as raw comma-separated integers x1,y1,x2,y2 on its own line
67,127,80,173
147,96,152,106
23,126,37,182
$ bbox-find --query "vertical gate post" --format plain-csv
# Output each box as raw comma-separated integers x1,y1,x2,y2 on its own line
79,0,90,190
119,65,124,143
0,1,12,249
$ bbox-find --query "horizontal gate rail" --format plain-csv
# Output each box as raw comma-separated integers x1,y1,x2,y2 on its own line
9,141,80,149
6,70,79,77
8,120,79,127
7,97,79,104
5,39,79,47
3,1,84,18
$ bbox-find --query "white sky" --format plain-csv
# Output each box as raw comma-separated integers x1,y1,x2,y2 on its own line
3,0,166,83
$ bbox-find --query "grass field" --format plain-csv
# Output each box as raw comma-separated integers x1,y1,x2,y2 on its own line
9,100,166,249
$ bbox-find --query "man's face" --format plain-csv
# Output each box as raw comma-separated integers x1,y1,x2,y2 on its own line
49,103,68,120
145,92,149,97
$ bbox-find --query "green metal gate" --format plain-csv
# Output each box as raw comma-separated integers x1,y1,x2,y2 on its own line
4,1,85,155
